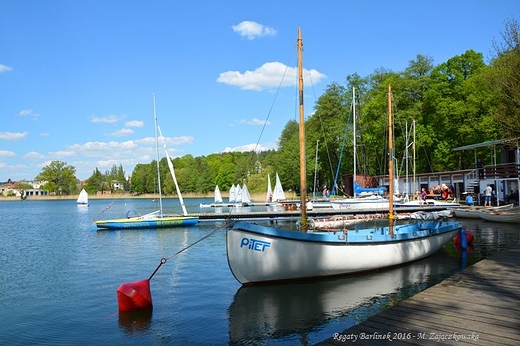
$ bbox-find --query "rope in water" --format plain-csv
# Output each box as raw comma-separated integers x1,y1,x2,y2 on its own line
147,219,234,281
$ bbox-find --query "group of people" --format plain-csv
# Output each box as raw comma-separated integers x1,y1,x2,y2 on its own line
420,184,453,201
463,184,494,206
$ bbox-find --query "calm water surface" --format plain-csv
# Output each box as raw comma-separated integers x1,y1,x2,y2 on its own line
0,198,518,346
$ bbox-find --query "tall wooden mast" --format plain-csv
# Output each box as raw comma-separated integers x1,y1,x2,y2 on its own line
388,85,395,228
298,27,308,231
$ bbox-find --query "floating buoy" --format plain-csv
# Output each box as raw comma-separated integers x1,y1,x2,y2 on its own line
117,258,167,312
453,229,474,248
117,279,153,312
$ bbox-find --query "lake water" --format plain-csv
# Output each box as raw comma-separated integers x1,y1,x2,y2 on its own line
1,198,519,346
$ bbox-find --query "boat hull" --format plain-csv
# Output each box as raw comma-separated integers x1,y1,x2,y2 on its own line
226,220,461,285
329,196,389,210
95,216,199,230
478,207,520,223
453,204,514,219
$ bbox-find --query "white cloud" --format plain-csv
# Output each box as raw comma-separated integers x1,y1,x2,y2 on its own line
237,118,270,126
0,150,15,157
19,109,33,116
51,150,77,158
0,131,28,140
24,151,45,160
232,21,276,40
68,140,139,157
0,64,12,73
110,128,134,137
222,142,277,153
125,120,144,127
18,109,40,120
217,62,326,91
248,118,269,125
91,114,120,123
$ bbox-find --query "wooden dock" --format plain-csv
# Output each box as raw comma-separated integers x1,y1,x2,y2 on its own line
315,243,520,345
192,206,451,222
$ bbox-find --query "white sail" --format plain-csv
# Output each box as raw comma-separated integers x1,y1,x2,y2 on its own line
214,185,223,204
158,126,189,216
234,185,243,203
272,173,286,202
241,184,252,205
266,174,273,202
77,188,88,205
229,184,237,203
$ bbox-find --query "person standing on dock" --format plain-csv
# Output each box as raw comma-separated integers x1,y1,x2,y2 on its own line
484,184,493,207
476,158,484,180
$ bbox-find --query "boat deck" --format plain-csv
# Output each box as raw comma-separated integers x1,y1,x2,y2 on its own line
315,243,520,345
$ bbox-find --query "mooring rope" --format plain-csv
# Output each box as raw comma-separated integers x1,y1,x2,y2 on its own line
148,219,234,281
93,200,116,222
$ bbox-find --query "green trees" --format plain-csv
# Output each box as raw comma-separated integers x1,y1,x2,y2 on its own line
487,18,520,138
35,161,78,195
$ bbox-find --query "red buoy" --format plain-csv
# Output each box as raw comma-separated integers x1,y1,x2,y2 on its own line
453,230,475,247
117,279,153,312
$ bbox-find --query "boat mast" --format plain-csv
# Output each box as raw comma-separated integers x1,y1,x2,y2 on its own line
413,119,416,199
298,27,308,231
353,87,356,198
388,85,395,223
313,140,319,200
153,93,163,215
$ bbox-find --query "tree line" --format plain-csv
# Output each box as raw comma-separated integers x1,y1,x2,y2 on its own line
33,19,520,197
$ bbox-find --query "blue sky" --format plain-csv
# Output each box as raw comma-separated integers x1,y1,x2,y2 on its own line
1,1,519,181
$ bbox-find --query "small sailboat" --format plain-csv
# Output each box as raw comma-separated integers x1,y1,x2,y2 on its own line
226,28,462,285
199,185,225,208
76,188,89,206
272,173,286,202
95,94,198,230
214,185,223,204
266,174,273,203
229,184,238,204
240,184,252,206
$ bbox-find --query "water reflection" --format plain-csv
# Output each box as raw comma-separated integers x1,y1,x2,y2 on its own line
228,250,460,345
118,309,153,335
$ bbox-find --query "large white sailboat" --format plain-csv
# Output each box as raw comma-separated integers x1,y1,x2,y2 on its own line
226,28,462,285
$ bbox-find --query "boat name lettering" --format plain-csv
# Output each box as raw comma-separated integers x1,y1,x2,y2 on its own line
240,238,270,252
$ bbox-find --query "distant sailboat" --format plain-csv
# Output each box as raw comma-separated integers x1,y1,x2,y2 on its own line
229,184,238,203
199,185,224,208
214,185,223,204
240,184,252,206
266,174,273,203
272,173,286,202
77,188,89,206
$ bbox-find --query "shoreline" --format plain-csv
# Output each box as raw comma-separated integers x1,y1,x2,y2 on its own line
0,192,290,202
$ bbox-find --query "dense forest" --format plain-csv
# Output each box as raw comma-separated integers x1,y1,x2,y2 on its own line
37,20,520,197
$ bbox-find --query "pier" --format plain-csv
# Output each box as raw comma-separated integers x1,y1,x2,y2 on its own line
191,205,453,222
315,243,520,345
